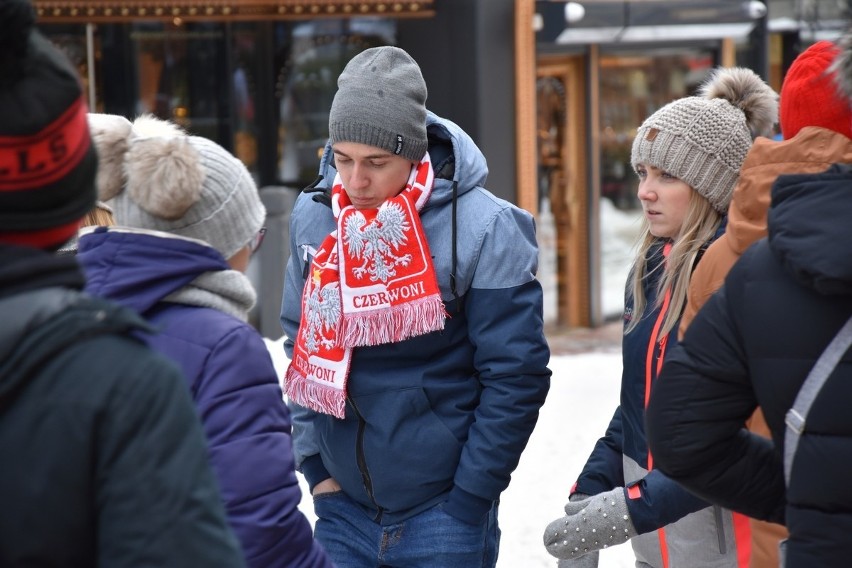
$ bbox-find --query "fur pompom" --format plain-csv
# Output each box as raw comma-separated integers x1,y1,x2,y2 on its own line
131,113,186,138
87,114,133,201
830,30,852,104
699,67,779,137
125,117,204,220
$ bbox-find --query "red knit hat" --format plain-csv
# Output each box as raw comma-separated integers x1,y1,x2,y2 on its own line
780,40,852,140
0,0,97,250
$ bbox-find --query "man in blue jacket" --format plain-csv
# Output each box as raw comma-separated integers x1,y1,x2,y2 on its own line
280,46,552,567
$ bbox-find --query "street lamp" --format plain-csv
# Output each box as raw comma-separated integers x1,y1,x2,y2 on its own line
746,0,769,80
533,1,585,32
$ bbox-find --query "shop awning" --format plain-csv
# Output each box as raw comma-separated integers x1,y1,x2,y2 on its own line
33,0,435,22
555,22,756,45
537,0,760,46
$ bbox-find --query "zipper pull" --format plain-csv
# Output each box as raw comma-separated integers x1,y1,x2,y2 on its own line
657,334,668,358
301,244,316,279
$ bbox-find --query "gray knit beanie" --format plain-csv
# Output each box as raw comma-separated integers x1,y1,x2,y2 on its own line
329,46,428,162
86,113,265,260
631,67,778,213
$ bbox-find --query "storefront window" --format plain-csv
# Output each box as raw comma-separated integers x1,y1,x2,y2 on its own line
230,24,262,171
274,18,395,187
41,25,95,108
128,23,231,143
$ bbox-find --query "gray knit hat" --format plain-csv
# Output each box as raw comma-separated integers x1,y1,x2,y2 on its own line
631,67,778,213
86,113,265,260
329,46,428,162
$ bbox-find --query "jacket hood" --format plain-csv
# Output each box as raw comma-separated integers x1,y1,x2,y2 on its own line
0,286,152,410
315,111,489,209
726,128,852,256
768,163,852,295
77,227,230,316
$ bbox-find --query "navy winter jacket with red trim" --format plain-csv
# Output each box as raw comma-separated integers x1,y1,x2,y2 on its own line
574,242,708,532
573,225,750,568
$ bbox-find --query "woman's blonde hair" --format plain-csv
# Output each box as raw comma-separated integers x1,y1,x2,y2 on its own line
56,202,115,256
625,190,722,338
81,201,115,228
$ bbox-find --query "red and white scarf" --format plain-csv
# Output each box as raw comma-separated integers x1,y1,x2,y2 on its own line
285,152,446,418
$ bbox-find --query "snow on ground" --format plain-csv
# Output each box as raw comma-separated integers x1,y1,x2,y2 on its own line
264,338,636,568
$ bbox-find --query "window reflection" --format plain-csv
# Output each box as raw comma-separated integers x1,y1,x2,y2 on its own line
274,18,395,187
131,23,230,143
599,51,713,211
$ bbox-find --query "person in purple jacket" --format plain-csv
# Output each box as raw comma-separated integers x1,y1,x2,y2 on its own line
76,113,333,568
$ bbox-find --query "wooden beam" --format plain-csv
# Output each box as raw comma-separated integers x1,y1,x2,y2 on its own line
514,0,537,215
33,0,435,22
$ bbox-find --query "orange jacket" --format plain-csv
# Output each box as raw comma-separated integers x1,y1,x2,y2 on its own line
678,126,852,568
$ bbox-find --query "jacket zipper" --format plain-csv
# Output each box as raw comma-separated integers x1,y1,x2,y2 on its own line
348,396,384,523
714,505,727,554
644,243,673,568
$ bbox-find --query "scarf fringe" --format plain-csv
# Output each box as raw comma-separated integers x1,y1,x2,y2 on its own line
339,295,447,347
284,367,346,419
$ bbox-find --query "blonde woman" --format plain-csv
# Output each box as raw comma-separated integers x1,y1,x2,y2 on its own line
544,67,777,568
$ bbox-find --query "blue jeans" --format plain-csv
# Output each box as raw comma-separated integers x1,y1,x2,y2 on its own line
313,491,500,567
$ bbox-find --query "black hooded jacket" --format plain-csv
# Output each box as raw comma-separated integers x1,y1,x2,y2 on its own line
647,164,852,568
0,245,245,567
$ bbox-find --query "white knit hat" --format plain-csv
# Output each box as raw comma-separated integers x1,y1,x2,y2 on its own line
631,67,778,214
86,114,265,259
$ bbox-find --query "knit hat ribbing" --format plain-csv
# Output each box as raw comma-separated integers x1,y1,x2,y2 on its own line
87,114,265,260
631,67,778,214
0,0,98,249
781,41,852,140
329,46,428,162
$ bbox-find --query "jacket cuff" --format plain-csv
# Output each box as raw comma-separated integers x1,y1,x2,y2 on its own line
443,486,493,525
300,454,331,493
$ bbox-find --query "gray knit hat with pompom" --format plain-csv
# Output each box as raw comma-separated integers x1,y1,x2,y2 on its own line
86,113,265,260
631,67,778,213
329,46,428,162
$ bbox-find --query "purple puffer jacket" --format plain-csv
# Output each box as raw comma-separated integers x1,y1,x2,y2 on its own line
78,227,332,568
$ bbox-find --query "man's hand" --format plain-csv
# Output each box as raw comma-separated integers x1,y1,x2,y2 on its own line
311,477,342,497
543,488,637,560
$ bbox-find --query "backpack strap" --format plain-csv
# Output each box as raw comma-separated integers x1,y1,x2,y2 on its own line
784,314,852,485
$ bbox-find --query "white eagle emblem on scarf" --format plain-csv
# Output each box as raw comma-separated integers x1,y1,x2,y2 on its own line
343,201,412,283
303,280,341,353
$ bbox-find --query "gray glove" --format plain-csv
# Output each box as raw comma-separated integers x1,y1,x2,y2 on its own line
543,488,637,560
554,493,599,568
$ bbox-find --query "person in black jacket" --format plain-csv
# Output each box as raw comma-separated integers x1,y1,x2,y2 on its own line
0,2,245,566
646,32,852,568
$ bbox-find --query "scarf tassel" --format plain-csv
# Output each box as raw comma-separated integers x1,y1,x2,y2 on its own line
285,367,347,419
339,295,447,347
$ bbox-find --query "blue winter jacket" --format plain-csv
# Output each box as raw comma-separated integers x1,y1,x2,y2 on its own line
575,229,740,568
575,242,708,528
280,111,552,526
78,229,332,568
